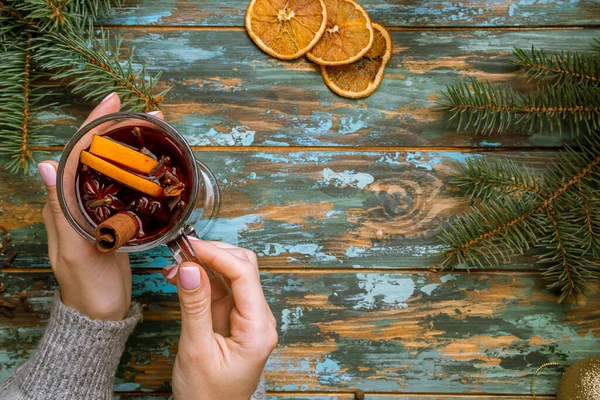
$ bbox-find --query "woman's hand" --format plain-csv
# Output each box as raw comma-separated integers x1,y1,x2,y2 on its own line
38,92,162,321
163,239,278,400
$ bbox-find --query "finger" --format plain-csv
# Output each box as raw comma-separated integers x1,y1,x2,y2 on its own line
189,240,269,323
190,238,259,280
176,262,215,347
80,92,122,128
225,248,252,262
162,264,178,285
203,241,259,265
147,110,163,119
162,264,230,304
42,204,59,268
211,294,233,337
37,162,85,244
267,304,276,328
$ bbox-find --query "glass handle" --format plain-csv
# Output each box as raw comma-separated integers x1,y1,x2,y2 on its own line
167,232,231,300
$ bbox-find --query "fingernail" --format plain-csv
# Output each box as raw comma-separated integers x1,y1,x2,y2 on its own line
37,163,57,187
101,92,117,104
179,266,201,290
188,237,201,242
147,110,162,116
167,265,179,280
163,264,176,272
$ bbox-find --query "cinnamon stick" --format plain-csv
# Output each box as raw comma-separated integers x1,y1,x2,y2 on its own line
93,212,140,253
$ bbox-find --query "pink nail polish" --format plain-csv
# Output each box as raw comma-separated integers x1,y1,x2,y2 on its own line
179,266,201,290
100,92,117,104
167,265,179,280
37,163,57,187
163,264,176,272
147,110,161,116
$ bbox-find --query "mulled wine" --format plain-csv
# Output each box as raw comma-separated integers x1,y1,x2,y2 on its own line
76,126,192,244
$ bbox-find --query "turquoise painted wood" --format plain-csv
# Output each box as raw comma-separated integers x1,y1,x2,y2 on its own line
2,0,599,398
95,0,600,27
38,29,599,148
1,272,597,394
1,151,559,271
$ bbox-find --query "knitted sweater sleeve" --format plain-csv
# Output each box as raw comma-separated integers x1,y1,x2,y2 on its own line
0,292,143,400
0,292,268,400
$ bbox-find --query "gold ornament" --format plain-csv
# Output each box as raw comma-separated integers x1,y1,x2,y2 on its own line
557,357,600,400
532,358,600,400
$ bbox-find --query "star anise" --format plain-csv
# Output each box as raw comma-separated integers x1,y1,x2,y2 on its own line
128,196,162,216
83,177,125,221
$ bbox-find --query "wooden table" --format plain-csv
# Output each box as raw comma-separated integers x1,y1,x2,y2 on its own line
1,1,600,399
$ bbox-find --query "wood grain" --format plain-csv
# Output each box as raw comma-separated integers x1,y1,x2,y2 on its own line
262,396,556,399
38,29,598,148
94,0,600,28
1,151,560,270
0,272,597,395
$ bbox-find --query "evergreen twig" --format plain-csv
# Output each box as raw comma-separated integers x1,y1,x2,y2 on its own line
436,80,600,135
451,157,548,199
513,46,600,86
34,29,169,112
440,142,600,301
0,35,49,173
593,38,600,53
0,0,167,173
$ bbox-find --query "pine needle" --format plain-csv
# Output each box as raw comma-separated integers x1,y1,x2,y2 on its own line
513,46,600,87
0,0,167,173
0,35,49,173
440,140,600,302
593,37,600,53
436,80,600,135
34,29,169,112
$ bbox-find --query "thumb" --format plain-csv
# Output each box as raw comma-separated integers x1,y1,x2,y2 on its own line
176,262,215,346
37,161,63,220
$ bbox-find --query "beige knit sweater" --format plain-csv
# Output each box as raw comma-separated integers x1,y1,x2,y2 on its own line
0,293,266,400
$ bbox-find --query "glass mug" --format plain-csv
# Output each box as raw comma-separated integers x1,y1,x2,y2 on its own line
56,112,229,297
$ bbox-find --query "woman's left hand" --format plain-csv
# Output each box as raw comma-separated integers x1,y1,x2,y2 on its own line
38,93,162,321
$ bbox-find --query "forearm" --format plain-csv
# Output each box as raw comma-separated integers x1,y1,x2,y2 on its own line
0,291,142,400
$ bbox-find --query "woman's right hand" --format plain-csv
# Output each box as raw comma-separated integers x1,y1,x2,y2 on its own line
164,239,277,400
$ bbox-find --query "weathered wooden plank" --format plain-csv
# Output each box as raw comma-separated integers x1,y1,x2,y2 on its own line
39,29,598,148
95,0,600,27
1,151,558,270
0,272,597,394
114,396,551,399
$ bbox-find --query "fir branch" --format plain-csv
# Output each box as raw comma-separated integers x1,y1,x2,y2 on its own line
0,35,47,173
442,149,600,261
593,38,600,53
452,157,547,200
537,205,590,303
20,33,32,170
34,29,168,112
574,183,600,257
436,80,600,135
440,145,600,301
513,46,600,86
8,0,119,31
1,0,167,173
0,1,36,27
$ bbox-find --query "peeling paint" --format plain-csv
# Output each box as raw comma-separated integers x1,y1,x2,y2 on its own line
421,283,440,295
354,273,415,310
319,168,374,189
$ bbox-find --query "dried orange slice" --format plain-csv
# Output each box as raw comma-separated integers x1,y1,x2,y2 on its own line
320,23,391,98
245,0,328,60
80,151,165,198
89,135,158,175
306,0,373,66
